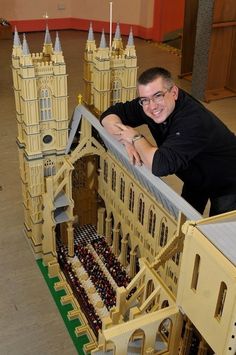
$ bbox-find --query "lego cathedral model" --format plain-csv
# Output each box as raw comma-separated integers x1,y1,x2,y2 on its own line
12,26,236,355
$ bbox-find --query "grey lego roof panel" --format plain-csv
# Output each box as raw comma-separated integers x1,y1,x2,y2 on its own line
54,191,70,208
54,209,70,224
197,215,236,266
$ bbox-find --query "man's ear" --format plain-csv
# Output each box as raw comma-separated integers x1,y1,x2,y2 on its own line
171,85,179,100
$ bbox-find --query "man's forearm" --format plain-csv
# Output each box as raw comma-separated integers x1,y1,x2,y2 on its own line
101,114,123,138
113,123,157,170
132,137,157,170
101,114,158,169
101,114,143,166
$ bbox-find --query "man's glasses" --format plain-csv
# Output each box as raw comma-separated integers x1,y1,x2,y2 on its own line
138,88,172,107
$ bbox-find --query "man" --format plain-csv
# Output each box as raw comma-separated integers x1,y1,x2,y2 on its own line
100,67,236,216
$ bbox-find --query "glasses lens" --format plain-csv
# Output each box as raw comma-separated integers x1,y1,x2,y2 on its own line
139,98,149,106
153,93,164,103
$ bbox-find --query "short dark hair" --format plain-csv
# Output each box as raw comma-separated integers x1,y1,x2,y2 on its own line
137,67,174,89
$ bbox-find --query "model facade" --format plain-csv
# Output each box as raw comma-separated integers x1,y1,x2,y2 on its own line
12,28,236,355
12,27,70,257
83,23,138,115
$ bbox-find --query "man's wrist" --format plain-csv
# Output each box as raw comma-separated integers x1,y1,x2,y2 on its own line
131,134,144,144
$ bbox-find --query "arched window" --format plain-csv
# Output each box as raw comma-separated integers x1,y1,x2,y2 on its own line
129,184,134,212
39,88,52,121
44,158,55,176
160,221,168,246
138,195,145,225
164,225,168,245
191,254,201,290
148,208,156,237
104,160,108,183
146,279,155,312
111,79,122,104
176,252,180,265
172,252,180,265
159,318,172,340
111,166,116,191
128,329,145,354
120,175,125,202
215,281,227,319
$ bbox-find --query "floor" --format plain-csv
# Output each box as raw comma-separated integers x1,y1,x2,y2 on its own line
0,29,236,355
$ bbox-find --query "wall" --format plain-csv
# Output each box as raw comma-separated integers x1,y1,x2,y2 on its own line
3,0,185,41
152,0,185,41
70,0,154,38
2,0,72,20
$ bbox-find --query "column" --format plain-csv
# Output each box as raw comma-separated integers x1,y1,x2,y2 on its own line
97,207,105,235
112,228,119,257
129,250,137,278
120,239,128,267
191,0,214,100
105,217,112,245
169,311,184,353
67,221,74,257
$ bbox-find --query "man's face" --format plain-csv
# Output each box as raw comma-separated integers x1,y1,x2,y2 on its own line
138,77,178,124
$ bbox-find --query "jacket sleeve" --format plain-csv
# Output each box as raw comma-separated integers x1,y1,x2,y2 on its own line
100,98,146,127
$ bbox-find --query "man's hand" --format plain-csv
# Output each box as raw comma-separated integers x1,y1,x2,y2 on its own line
101,116,157,169
113,123,142,165
101,114,123,136
123,142,142,166
114,123,139,144
114,123,157,170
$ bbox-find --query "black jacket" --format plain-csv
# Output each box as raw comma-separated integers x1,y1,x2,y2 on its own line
101,89,236,197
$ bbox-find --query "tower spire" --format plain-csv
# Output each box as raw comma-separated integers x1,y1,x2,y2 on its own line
112,22,123,54
114,22,121,40
13,27,21,47
88,22,94,41
127,27,134,46
54,31,62,52
99,30,107,48
12,26,23,65
43,24,53,55
22,33,30,55
44,24,52,44
85,22,96,53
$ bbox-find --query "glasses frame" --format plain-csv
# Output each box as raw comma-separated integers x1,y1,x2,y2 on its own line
138,87,172,107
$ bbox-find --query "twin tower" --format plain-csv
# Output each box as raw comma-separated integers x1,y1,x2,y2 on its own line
84,23,138,114
11,24,137,254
